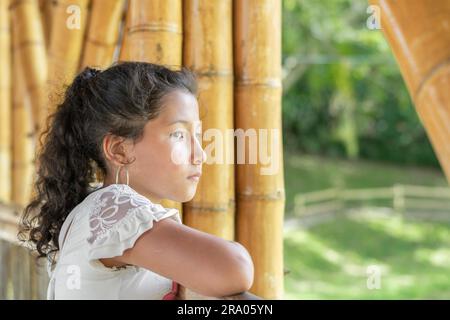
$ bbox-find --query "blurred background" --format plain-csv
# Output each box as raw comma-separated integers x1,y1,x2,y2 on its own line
282,0,450,299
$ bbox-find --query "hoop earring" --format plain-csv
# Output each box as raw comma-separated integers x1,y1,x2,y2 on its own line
115,165,129,186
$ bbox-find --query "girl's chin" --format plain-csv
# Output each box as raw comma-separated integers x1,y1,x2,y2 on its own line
168,188,197,203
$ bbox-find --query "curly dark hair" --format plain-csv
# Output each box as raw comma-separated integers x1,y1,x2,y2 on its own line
18,61,197,264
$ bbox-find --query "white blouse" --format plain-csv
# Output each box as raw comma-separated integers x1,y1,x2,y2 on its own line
46,183,181,300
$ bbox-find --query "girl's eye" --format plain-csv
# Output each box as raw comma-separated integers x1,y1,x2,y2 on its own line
171,131,185,140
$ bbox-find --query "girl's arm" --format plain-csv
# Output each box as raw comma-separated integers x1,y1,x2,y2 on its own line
100,218,254,298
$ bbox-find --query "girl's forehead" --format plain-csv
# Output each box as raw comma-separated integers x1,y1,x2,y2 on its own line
158,91,200,126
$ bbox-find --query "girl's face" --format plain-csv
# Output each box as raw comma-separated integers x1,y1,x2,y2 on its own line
124,90,206,203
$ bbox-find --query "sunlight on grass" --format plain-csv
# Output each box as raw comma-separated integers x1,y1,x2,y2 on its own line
283,211,450,299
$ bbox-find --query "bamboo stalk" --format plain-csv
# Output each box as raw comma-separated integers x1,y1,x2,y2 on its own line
11,10,35,208
80,0,125,69
0,0,11,203
234,0,285,299
119,0,183,213
182,0,234,242
370,0,450,181
11,0,48,143
47,0,89,114
119,0,182,68
39,0,54,48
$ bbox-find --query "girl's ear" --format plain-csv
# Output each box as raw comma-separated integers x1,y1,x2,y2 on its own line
102,134,136,166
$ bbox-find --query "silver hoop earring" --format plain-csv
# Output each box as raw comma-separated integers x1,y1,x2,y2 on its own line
115,165,129,186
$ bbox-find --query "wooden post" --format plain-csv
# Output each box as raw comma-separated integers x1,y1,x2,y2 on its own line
80,0,125,69
182,0,234,240
0,0,11,203
370,0,450,182
234,0,285,299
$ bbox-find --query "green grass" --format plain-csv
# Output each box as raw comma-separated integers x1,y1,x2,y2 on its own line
283,211,450,299
283,150,449,216
282,152,450,299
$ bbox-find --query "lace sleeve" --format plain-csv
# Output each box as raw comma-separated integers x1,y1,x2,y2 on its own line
86,184,180,261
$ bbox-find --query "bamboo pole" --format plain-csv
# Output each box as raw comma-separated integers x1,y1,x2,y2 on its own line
182,0,234,240
370,0,450,181
80,0,125,69
119,0,182,69
39,0,54,48
11,0,48,142
119,0,183,213
11,8,35,208
0,0,11,203
234,0,285,299
47,0,89,115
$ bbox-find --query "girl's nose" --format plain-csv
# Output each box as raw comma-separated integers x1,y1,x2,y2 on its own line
192,134,207,165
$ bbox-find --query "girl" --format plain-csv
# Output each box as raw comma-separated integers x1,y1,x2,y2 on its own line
19,62,254,300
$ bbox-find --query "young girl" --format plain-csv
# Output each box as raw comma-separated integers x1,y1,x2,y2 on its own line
19,62,254,300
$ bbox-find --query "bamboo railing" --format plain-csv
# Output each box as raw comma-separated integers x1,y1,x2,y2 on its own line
0,0,282,299
370,0,450,181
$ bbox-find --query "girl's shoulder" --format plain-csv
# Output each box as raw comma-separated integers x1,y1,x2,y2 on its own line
85,183,181,261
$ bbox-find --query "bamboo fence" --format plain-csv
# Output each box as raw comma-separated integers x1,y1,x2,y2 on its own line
294,184,450,218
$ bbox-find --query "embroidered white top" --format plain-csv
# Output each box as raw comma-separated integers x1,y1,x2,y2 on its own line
46,183,181,300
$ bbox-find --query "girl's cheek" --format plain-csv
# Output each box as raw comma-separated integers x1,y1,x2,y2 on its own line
170,142,190,165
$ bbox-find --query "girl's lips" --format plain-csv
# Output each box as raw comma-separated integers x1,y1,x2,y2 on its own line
187,173,202,181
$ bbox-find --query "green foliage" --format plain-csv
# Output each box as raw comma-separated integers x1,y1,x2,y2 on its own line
282,0,440,167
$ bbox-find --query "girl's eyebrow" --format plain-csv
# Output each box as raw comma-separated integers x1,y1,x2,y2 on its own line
167,119,202,127
168,119,191,126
